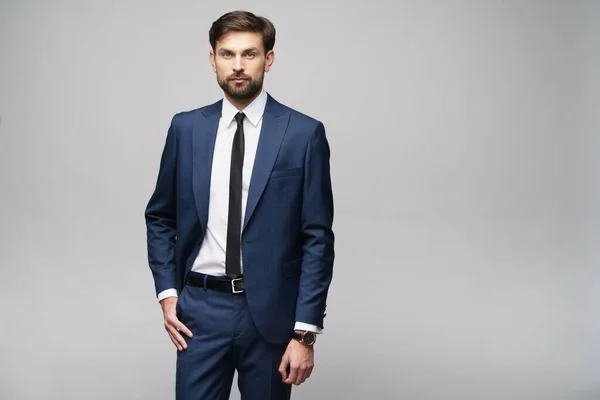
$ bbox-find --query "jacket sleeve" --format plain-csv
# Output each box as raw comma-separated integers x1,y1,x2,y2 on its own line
144,116,179,296
295,121,335,329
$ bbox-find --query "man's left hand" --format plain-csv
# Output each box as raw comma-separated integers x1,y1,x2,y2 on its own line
278,335,315,385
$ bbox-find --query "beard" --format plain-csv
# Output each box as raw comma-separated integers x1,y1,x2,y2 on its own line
218,71,263,100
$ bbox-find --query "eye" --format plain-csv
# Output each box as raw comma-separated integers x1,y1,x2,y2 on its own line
221,52,232,59
246,53,256,59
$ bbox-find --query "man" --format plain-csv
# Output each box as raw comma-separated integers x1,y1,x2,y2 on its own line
144,10,335,400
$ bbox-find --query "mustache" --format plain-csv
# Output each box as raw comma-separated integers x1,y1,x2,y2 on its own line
228,74,251,80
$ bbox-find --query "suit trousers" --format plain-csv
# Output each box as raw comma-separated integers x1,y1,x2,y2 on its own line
175,274,292,400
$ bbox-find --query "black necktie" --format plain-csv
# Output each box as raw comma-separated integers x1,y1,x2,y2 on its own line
225,112,245,279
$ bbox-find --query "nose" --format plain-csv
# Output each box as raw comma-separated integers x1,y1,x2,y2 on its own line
233,55,244,72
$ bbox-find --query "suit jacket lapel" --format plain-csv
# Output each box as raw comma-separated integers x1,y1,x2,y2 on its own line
244,95,290,231
192,100,221,232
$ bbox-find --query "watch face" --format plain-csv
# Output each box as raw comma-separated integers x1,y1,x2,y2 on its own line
302,331,316,345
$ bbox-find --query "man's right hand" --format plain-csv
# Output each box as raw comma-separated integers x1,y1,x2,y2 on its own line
160,296,193,351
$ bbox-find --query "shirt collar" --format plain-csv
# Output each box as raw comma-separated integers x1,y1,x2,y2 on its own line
221,89,268,128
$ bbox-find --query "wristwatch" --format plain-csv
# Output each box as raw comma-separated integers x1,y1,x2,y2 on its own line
292,330,316,346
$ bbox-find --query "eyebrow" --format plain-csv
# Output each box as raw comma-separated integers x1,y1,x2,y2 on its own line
219,47,260,53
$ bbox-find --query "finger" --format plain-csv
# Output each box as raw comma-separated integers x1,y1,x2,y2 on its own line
295,366,307,385
278,355,290,381
175,321,194,339
166,330,184,351
166,323,188,350
166,325,186,350
306,366,313,379
284,364,298,385
298,362,315,385
166,309,193,339
166,314,193,341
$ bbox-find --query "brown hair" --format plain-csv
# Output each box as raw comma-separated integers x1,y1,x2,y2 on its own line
209,10,276,53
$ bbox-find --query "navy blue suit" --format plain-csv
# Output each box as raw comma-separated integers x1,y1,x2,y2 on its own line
145,93,335,399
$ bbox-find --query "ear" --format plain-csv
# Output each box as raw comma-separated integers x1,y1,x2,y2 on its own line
209,50,217,73
264,50,275,72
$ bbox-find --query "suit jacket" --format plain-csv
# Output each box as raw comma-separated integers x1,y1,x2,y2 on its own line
145,93,335,343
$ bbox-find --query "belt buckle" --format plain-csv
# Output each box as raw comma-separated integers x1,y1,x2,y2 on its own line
231,277,244,293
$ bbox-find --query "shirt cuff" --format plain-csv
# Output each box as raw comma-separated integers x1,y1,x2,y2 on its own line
157,288,178,302
294,322,323,334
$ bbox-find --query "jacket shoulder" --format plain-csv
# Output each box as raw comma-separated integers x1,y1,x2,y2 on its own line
170,100,222,130
277,102,324,134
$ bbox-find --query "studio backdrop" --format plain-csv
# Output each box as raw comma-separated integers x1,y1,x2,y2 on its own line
1,1,599,399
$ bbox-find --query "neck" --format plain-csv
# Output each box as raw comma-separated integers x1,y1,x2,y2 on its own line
224,90,262,111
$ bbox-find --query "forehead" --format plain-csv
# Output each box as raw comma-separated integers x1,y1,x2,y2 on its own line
216,31,263,52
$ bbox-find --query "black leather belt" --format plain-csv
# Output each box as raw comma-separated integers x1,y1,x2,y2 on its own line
185,272,245,294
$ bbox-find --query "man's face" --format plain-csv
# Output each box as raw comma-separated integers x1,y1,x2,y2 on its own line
210,31,274,101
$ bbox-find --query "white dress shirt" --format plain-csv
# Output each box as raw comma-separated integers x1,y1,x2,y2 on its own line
157,89,321,334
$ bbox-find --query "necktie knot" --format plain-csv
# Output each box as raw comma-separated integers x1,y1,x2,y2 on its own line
235,112,245,126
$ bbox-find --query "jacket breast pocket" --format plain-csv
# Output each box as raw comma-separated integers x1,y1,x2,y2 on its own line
270,167,302,179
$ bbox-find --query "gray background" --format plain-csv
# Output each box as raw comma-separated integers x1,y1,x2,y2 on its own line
1,0,599,399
